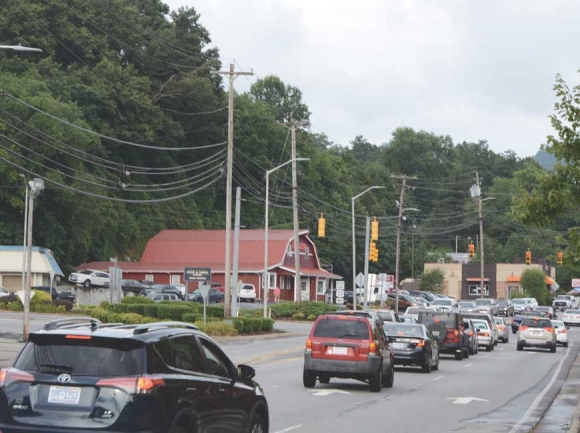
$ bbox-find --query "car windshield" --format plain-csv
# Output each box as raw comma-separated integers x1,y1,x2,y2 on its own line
376,311,394,321
383,324,424,337
521,318,551,328
420,313,456,328
0,287,7,293
472,320,489,330
431,299,453,306
243,285,254,291
566,310,580,314
406,307,423,314
556,296,571,300
496,299,509,305
512,299,526,305
459,302,475,308
552,321,564,328
80,270,92,275
535,307,549,311
313,319,370,339
493,318,503,324
475,299,492,306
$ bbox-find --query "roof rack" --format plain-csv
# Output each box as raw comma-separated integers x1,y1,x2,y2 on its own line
43,317,101,331
133,322,198,335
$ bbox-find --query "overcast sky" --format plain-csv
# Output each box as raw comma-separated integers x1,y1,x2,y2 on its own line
165,0,580,157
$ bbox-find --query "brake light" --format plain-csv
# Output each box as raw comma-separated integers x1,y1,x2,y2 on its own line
481,332,490,337
65,335,92,340
306,338,312,351
520,326,529,331
454,330,459,336
96,376,164,394
559,328,567,334
468,330,474,337
369,341,377,354
497,325,506,331
544,327,554,333
410,339,425,347
0,368,34,387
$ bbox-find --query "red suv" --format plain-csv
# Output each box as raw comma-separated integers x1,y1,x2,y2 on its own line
303,312,395,392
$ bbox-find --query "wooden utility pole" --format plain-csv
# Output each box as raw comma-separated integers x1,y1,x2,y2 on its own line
476,171,485,298
210,64,253,317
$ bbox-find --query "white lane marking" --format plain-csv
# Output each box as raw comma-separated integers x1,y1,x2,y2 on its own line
481,355,490,358
430,375,444,382
464,363,472,368
447,397,489,405
274,425,304,433
310,389,350,396
509,343,574,433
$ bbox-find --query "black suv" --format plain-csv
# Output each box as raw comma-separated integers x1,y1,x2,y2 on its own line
0,318,269,433
417,311,467,360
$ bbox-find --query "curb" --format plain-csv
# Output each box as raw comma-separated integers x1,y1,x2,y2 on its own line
0,333,22,341
213,332,299,343
569,402,580,433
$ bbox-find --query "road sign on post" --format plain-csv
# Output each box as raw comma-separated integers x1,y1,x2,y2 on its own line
184,267,211,282
335,281,345,305
198,283,211,324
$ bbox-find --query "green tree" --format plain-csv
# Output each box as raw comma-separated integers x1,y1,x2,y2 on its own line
249,75,310,123
419,268,445,293
520,268,549,305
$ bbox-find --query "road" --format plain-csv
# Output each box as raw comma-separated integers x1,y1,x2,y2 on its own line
1,313,579,432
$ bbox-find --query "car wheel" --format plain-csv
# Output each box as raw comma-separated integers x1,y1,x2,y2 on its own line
422,357,432,373
486,344,492,352
369,366,382,392
564,343,569,347
432,354,439,371
517,344,523,351
247,413,266,433
319,374,330,384
251,299,255,303
303,367,316,388
83,280,91,288
455,350,464,361
383,364,394,387
550,346,557,353
469,344,475,356
463,346,469,359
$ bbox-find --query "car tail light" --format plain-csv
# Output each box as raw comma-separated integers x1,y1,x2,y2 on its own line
519,326,529,331
446,330,460,343
544,327,554,333
481,332,490,337
306,338,312,352
559,328,567,334
96,376,164,394
497,325,506,331
369,341,377,354
66,334,92,340
468,330,474,337
0,368,34,388
410,339,425,347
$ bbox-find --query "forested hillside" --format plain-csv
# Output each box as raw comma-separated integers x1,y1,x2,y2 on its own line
1,0,577,288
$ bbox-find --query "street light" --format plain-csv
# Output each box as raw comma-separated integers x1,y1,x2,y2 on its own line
263,158,309,318
0,44,43,53
351,186,385,311
23,178,44,341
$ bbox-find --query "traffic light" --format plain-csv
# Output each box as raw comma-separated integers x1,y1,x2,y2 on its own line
369,241,378,262
557,251,563,265
468,243,475,259
371,217,379,241
525,249,531,265
317,214,325,237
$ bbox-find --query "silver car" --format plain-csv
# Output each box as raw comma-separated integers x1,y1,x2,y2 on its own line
474,298,498,316
472,319,494,352
493,317,509,343
517,317,557,353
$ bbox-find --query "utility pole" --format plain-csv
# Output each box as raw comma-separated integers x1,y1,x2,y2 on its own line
232,186,241,318
211,64,253,317
281,119,309,302
23,188,34,340
455,235,459,254
392,174,417,313
363,217,371,309
476,171,485,298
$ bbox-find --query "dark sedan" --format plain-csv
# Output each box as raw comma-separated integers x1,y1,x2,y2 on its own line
31,286,75,303
496,299,514,317
121,279,148,295
383,322,440,373
188,288,225,304
144,284,184,300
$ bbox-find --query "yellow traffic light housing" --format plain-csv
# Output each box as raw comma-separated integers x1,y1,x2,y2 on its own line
468,243,475,259
557,251,563,265
317,214,326,237
525,249,532,265
371,217,379,241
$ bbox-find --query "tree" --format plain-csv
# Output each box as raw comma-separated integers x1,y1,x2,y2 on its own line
419,268,445,294
520,268,549,306
249,75,310,123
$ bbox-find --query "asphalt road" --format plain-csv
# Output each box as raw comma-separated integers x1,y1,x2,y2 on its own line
1,312,579,432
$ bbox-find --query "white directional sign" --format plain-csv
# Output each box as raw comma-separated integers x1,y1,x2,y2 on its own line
310,389,351,397
446,397,489,405
16,290,35,305
335,281,345,305
355,272,365,288
198,283,211,299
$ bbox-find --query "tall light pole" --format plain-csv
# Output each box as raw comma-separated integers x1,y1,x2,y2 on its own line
23,178,44,341
263,158,309,317
351,186,384,311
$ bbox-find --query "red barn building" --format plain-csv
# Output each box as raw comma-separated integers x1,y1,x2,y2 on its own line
77,229,342,302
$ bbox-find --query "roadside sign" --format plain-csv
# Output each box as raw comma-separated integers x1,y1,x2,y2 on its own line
355,272,365,288
335,281,345,304
17,290,35,306
572,278,580,288
184,267,211,282
198,283,211,325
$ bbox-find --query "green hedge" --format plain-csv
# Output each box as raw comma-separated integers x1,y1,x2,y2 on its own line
157,304,194,321
0,290,67,313
194,321,238,336
121,296,154,305
270,301,338,319
233,317,275,333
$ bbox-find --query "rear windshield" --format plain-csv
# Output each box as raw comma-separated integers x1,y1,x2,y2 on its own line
521,318,551,328
376,312,394,321
567,310,580,314
512,299,526,304
15,337,143,376
406,308,422,314
431,299,453,306
383,324,424,337
472,320,489,330
459,302,475,308
313,319,370,339
420,313,456,328
475,299,492,306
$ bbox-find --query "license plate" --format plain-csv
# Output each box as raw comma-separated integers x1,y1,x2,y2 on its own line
48,386,81,405
432,331,440,336
392,342,407,349
531,331,542,336
331,346,348,355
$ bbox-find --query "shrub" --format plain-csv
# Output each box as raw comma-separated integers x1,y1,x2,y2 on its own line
31,290,52,305
292,312,305,321
118,313,154,324
271,301,338,319
307,314,316,321
261,318,275,331
205,305,225,318
232,318,275,333
54,299,73,312
157,304,194,321
90,307,112,322
182,313,197,323
194,321,238,337
143,304,159,318
100,301,111,309
121,296,153,305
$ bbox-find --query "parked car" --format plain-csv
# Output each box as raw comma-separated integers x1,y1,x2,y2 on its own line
303,311,394,392
551,320,569,347
474,298,498,316
534,306,556,319
496,299,514,316
430,298,457,312
68,269,110,288
462,318,479,355
383,322,439,373
0,287,16,303
0,318,269,432
121,279,148,295
408,290,438,303
31,286,75,303
147,293,181,303
238,284,257,303
144,284,184,300
493,316,509,343
517,317,557,353
413,297,430,307
188,288,225,304
562,309,580,327
417,311,467,360
471,319,494,351
458,301,477,314
172,283,187,298
512,298,534,314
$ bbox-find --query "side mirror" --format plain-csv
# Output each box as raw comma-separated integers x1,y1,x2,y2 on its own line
476,329,481,333
237,364,255,381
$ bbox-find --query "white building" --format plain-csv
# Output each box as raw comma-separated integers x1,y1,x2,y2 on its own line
0,246,64,291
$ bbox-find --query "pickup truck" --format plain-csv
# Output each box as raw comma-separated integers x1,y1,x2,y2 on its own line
553,295,578,311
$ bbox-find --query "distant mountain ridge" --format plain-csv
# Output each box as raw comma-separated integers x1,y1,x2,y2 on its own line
534,149,557,170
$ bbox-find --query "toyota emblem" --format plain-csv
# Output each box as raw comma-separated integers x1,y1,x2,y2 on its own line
57,374,71,383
